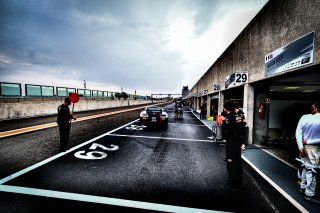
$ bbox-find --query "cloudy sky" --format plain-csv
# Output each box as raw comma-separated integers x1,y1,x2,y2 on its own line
0,0,268,96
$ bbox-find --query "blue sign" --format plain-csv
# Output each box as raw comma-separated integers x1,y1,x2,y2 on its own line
265,32,314,77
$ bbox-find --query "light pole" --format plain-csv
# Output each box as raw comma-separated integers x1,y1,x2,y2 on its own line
84,80,86,89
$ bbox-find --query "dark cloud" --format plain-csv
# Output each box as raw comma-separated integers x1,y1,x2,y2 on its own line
0,0,267,94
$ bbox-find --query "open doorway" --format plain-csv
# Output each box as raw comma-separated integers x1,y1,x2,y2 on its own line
263,65,320,165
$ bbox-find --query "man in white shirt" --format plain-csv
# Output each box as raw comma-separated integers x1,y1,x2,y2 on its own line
295,103,320,203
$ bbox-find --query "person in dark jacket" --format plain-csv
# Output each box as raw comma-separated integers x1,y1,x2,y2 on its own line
234,101,247,150
57,97,75,152
220,100,244,192
200,103,206,120
220,108,228,142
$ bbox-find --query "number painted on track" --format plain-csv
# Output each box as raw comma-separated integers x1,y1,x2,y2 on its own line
89,143,119,151
74,151,107,160
126,125,147,130
74,143,119,160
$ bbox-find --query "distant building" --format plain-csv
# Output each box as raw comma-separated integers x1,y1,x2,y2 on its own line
182,86,189,99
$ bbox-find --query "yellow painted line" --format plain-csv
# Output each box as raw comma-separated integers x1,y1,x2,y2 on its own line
0,123,57,138
0,104,160,139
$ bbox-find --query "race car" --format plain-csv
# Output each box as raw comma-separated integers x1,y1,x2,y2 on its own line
140,106,168,127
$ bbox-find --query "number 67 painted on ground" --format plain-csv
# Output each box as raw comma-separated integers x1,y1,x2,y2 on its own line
74,143,119,160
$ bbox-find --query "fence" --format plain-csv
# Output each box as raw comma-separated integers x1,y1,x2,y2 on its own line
25,84,54,97
0,82,148,100
0,82,22,96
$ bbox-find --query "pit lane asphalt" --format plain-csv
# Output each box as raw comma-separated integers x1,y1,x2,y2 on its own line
0,103,291,212
0,103,159,179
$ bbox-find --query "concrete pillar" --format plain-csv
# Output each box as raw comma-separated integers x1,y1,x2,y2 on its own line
243,83,255,144
207,94,211,118
199,97,202,110
218,91,225,115
195,96,199,111
192,96,196,110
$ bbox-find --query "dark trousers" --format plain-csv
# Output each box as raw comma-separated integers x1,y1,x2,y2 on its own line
58,123,70,152
226,157,243,186
200,111,206,119
226,141,243,186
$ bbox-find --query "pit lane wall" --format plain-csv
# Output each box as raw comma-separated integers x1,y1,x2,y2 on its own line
186,0,320,145
0,98,155,120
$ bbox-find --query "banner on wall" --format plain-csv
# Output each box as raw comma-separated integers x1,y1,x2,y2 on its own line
264,31,315,77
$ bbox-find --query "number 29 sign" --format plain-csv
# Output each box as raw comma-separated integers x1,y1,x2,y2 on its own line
225,71,248,89
74,143,119,160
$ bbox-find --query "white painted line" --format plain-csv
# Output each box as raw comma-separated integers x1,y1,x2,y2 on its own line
242,156,309,213
191,111,212,130
0,103,172,184
166,110,193,113
0,119,139,185
0,185,226,213
170,118,199,120
106,119,139,135
0,102,225,212
244,170,280,213
168,123,206,127
0,152,65,185
0,102,165,139
108,133,214,143
0,103,170,184
192,110,307,213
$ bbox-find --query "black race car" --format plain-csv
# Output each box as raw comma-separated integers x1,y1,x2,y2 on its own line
140,106,168,126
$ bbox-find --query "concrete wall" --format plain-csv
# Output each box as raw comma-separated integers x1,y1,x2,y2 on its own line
0,97,153,120
187,0,320,144
189,0,320,96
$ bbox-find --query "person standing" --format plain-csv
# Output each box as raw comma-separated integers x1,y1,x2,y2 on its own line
295,103,320,203
200,103,206,120
220,100,244,191
220,108,228,143
203,103,207,120
211,103,218,121
174,100,178,117
178,102,183,118
234,101,247,150
57,97,75,152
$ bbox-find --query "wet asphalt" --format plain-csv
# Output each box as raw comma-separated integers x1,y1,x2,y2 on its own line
0,103,296,212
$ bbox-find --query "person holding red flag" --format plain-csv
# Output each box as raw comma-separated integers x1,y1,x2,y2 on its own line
57,97,76,152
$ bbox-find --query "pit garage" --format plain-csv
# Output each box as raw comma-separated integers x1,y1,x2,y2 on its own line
222,85,245,108
253,64,320,161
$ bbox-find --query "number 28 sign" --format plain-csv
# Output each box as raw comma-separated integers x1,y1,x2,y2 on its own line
225,71,248,89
